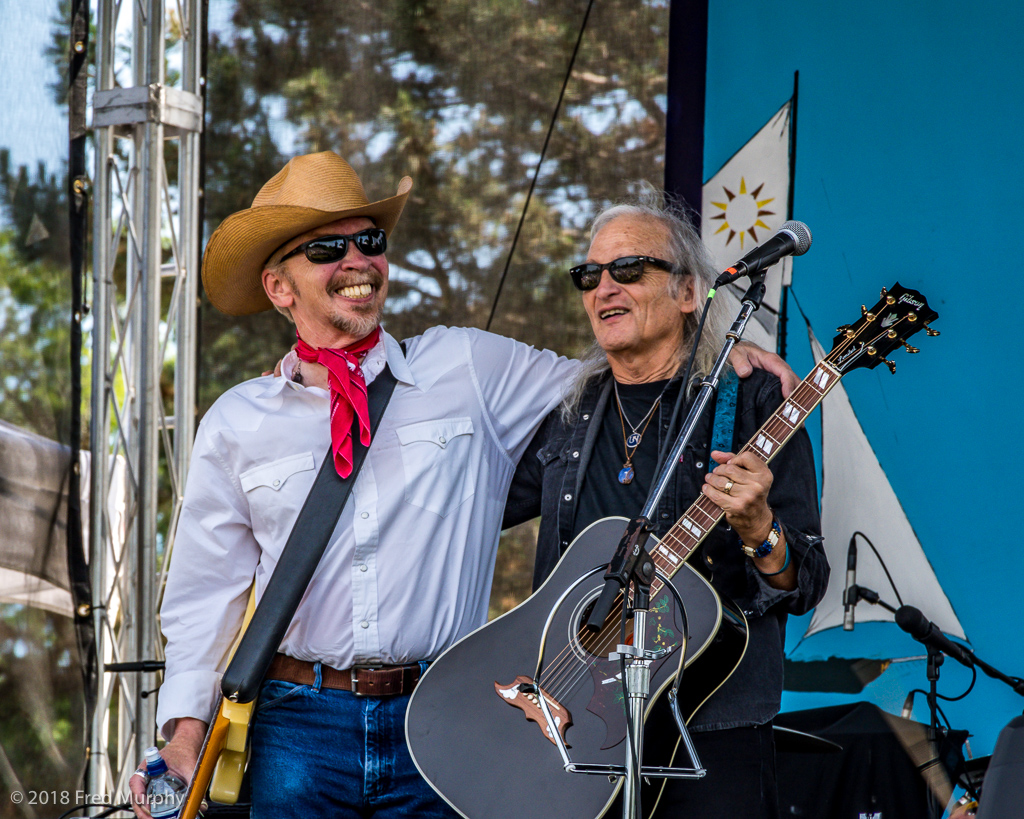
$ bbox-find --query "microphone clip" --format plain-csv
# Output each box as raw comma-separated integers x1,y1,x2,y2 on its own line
584,516,655,631
714,266,769,290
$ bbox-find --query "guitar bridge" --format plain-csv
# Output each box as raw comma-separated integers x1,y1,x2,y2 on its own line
494,675,572,746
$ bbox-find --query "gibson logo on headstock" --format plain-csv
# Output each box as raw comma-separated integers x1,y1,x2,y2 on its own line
898,293,924,309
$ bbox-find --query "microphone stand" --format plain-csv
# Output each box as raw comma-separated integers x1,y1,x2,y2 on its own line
848,585,950,813
585,278,768,819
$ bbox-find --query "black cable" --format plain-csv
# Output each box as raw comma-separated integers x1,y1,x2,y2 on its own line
67,0,99,790
56,800,131,819
654,292,716,480
91,803,132,818
484,0,596,332
851,531,904,606
906,664,978,707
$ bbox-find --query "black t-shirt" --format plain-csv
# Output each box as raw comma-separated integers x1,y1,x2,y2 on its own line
574,378,677,538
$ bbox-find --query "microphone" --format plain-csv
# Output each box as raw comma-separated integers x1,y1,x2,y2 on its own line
714,220,812,287
895,605,975,668
843,535,857,631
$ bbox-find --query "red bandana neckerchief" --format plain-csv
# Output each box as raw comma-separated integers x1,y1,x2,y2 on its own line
294,327,381,478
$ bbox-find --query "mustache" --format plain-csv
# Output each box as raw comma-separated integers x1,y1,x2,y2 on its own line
327,269,386,291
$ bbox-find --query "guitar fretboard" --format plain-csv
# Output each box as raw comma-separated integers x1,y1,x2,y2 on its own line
648,361,841,591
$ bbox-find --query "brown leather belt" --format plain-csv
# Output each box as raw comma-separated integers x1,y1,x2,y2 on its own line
266,653,422,697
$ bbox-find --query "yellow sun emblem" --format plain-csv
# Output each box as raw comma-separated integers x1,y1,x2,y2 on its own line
709,178,776,249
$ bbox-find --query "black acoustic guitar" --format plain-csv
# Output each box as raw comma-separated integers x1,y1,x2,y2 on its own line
406,284,938,819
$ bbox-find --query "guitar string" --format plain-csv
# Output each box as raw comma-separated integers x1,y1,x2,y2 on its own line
537,378,826,702
541,314,912,699
537,372,832,702
537,315,915,698
530,317,912,708
536,340,858,700
536,363,850,702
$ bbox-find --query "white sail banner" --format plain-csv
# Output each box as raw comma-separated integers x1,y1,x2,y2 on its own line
804,330,966,641
702,100,793,348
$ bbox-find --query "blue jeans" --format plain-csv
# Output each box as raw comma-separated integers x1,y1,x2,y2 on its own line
249,663,457,818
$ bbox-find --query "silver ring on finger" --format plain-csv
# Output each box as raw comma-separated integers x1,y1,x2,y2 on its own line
723,479,734,495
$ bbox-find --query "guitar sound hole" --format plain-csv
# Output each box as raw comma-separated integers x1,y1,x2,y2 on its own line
569,595,634,661
566,589,683,665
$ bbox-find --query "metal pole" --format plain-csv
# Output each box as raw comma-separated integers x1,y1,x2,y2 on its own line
176,0,201,488
621,608,650,818
88,0,115,798
135,0,166,758
88,0,203,794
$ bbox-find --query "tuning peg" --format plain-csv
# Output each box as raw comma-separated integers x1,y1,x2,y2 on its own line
902,341,919,354
836,324,851,334
924,323,940,336
881,287,896,305
867,345,877,356
883,358,897,374
861,305,876,321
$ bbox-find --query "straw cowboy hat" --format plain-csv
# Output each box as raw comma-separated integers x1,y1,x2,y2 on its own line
201,151,413,315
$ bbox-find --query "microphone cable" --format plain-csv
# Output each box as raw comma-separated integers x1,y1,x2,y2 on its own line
485,0,597,332
850,531,904,607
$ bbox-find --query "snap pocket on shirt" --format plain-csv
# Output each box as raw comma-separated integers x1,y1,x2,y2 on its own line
240,451,316,493
239,452,316,546
395,417,477,517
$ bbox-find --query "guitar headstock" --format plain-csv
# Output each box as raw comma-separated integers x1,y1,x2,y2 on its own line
828,282,939,374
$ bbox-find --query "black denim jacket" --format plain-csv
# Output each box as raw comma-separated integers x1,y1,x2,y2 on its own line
503,368,829,730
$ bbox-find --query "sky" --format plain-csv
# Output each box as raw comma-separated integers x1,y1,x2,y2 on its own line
0,0,67,175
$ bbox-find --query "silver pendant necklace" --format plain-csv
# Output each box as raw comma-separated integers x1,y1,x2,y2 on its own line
613,382,664,485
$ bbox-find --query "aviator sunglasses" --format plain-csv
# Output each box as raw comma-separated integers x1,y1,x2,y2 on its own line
279,227,388,265
568,255,675,291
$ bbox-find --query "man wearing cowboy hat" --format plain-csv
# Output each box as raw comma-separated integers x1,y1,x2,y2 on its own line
131,150,581,818
131,151,795,818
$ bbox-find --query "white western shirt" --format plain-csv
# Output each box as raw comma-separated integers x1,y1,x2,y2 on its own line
156,326,578,737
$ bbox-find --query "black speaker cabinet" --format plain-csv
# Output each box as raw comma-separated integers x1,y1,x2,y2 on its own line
775,702,965,819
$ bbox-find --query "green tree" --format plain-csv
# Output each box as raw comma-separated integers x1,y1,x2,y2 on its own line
198,0,672,614
0,154,75,445
199,0,670,407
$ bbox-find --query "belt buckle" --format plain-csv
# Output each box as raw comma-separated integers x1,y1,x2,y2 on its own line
350,665,380,697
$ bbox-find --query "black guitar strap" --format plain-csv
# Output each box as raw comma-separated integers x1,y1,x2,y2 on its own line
220,361,399,703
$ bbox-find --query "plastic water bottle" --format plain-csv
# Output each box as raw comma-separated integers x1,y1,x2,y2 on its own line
144,746,186,818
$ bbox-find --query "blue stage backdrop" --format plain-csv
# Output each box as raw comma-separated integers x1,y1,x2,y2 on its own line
692,0,1024,758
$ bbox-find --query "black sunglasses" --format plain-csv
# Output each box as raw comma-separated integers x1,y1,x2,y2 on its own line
568,255,675,291
279,228,388,265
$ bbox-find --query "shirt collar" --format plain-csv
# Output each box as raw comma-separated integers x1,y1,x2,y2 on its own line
380,328,415,386
256,325,414,399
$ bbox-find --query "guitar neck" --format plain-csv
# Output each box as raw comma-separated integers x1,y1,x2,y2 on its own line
178,697,230,819
649,361,842,587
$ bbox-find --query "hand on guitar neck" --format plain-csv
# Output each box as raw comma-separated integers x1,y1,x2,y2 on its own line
129,718,206,818
702,449,795,590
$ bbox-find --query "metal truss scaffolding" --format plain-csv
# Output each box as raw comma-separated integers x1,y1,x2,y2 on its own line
88,0,203,797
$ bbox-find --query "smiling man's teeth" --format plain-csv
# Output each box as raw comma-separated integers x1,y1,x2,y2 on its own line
335,283,373,299
600,308,628,318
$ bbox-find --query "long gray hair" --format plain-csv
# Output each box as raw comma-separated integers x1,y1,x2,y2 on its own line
561,190,730,421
